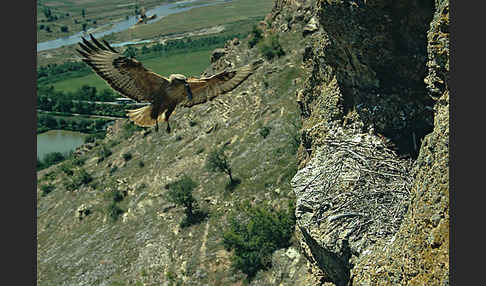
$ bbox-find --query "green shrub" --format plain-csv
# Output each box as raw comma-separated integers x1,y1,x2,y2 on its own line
223,200,296,279
248,25,263,48
122,122,143,139
40,184,55,196
84,132,105,143
259,126,272,139
258,34,285,60
122,152,132,161
206,147,236,185
138,161,145,168
43,152,65,166
59,163,74,176
107,202,124,222
37,159,45,171
165,175,206,227
97,145,112,163
108,139,120,147
109,166,118,175
77,169,92,185
66,169,92,191
104,190,125,203
72,156,86,166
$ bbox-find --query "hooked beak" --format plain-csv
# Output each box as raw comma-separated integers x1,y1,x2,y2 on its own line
184,83,193,101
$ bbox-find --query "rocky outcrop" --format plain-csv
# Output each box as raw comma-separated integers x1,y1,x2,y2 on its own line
350,0,450,284
291,126,413,285
250,247,313,285
278,0,449,284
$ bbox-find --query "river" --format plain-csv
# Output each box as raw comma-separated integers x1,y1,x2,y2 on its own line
37,130,89,161
37,0,231,52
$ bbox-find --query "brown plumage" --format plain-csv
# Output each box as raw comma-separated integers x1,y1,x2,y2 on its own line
76,34,261,132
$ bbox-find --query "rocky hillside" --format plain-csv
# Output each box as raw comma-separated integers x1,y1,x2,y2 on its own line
37,18,312,285
37,0,449,285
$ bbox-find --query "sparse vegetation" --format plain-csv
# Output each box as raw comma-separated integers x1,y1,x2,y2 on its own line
37,151,68,171
72,156,87,167
248,25,263,48
111,190,125,203
107,201,124,222
206,147,237,186
109,166,118,175
165,175,206,227
122,152,133,161
84,132,106,144
258,34,285,60
65,168,93,191
122,122,144,139
59,162,74,176
223,200,296,279
40,184,55,197
36,1,303,284
97,145,112,163
259,126,272,139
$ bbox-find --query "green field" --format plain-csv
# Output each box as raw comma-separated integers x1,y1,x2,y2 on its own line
39,0,274,97
37,0,166,43
37,0,273,66
105,0,273,43
51,49,213,93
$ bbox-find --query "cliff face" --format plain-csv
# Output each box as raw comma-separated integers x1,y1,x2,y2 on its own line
268,0,449,285
350,1,449,284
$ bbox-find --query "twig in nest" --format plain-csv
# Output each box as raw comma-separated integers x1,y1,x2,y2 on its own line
327,212,365,223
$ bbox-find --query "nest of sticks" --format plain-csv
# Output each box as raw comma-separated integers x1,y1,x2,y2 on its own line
294,129,414,241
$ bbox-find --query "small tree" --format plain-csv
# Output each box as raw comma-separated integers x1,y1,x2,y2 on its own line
223,200,296,279
166,175,197,218
107,201,124,222
206,147,235,184
248,25,263,48
40,184,55,197
258,34,285,60
43,7,52,19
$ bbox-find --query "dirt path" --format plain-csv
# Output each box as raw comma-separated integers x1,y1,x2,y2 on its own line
199,222,210,262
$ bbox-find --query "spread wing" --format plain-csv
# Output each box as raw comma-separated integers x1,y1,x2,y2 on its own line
183,61,260,107
76,34,168,103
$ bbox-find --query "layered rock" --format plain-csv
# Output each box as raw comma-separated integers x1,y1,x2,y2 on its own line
278,0,449,284
350,0,450,284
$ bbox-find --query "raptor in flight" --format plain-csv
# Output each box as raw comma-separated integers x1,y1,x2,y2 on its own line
76,34,261,132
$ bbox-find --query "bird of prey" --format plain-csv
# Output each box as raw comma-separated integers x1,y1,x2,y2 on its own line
136,7,157,24
76,34,261,133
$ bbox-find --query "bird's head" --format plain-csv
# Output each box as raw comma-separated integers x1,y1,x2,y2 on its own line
169,74,193,101
169,74,187,82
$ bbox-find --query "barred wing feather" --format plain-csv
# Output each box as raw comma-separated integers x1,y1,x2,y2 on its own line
76,34,168,103
184,64,255,106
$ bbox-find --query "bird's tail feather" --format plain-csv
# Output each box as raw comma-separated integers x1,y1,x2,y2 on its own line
126,105,165,127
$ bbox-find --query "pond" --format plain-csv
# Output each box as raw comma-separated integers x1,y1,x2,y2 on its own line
37,0,232,52
37,130,89,161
